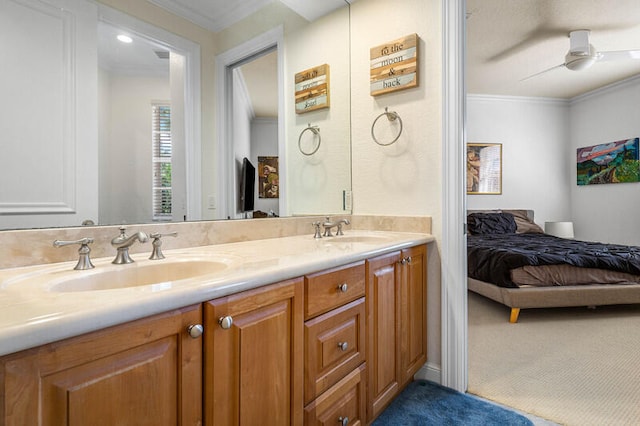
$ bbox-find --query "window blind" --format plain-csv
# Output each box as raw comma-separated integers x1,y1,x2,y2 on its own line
152,104,172,220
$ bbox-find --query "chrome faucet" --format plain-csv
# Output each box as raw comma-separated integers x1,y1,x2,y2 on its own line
53,237,95,270
111,227,149,264
322,217,351,237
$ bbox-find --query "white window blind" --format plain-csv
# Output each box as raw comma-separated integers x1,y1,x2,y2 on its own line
152,104,172,220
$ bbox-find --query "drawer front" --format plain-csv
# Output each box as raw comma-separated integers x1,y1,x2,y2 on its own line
304,363,366,426
305,297,365,404
305,262,365,319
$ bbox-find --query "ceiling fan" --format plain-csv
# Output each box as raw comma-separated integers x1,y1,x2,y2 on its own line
521,29,640,81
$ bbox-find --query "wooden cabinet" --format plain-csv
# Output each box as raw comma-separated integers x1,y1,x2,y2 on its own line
0,304,203,426
304,363,366,426
304,262,367,426
398,245,427,386
366,245,427,422
0,242,427,426
204,277,304,426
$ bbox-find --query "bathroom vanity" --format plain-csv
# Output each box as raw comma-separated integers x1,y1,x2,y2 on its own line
0,228,432,425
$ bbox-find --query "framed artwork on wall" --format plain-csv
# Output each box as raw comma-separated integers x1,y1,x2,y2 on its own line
576,137,640,185
467,143,502,194
258,156,279,198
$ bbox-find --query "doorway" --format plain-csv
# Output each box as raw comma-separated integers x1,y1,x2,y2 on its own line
98,4,202,224
215,27,285,220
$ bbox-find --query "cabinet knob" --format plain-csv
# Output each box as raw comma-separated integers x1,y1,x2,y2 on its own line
407,256,412,264
338,416,349,426
337,283,348,293
187,324,204,338
399,256,412,265
218,316,233,329
337,341,348,352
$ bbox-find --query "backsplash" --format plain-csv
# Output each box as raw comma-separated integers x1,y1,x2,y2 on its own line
0,215,431,270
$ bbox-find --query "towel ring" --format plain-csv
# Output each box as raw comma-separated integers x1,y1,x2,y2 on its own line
371,107,403,146
298,124,321,156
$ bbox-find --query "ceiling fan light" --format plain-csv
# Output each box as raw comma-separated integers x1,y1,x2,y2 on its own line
565,45,598,71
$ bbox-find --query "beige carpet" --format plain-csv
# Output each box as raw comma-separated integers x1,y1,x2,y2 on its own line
468,290,640,426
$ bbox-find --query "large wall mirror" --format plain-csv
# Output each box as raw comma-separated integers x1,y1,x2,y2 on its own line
0,0,352,230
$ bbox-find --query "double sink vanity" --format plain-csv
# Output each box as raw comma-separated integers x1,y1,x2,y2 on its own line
0,216,433,425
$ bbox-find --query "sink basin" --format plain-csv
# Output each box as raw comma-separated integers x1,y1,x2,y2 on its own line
323,235,393,244
50,259,231,292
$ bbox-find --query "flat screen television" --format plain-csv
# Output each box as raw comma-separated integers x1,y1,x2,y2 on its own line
239,157,255,212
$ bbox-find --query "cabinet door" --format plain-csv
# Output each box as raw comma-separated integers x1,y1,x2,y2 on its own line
0,305,203,426
204,278,304,426
365,250,401,422
399,245,427,386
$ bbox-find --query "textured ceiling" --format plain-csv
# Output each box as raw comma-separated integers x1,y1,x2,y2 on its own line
467,0,640,99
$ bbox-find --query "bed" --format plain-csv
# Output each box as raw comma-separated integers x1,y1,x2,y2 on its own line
467,210,640,322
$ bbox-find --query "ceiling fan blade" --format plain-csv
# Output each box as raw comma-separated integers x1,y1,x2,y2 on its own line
597,50,640,62
520,63,566,81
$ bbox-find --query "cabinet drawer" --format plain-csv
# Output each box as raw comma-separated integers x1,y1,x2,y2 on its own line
305,297,366,404
305,262,365,319
304,363,366,426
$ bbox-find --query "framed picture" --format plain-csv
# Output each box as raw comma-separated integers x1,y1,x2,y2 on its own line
467,143,502,194
577,137,639,185
258,156,279,198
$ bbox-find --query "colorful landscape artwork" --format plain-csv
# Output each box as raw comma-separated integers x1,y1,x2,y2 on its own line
576,138,640,185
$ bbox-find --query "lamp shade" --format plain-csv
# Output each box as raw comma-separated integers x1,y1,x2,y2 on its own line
545,221,574,239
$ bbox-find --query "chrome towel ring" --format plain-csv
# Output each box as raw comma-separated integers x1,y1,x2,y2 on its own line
298,124,321,156
371,107,403,146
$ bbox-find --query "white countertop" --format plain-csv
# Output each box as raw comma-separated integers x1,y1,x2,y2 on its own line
0,230,433,356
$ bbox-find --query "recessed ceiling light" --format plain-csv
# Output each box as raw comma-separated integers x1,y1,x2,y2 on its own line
117,34,133,44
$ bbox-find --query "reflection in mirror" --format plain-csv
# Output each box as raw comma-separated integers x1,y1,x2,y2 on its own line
0,0,351,230
232,48,280,219
216,2,352,220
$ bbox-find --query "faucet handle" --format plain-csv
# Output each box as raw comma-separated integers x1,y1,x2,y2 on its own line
53,237,95,270
312,222,323,239
149,232,178,260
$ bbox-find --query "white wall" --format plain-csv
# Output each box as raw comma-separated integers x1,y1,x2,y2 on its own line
251,118,279,215
284,7,351,216
569,77,640,245
350,0,443,376
468,77,640,246
466,95,571,228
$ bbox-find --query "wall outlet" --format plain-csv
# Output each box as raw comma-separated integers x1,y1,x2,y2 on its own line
207,195,216,209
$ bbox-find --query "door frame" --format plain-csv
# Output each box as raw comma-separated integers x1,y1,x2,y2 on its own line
98,4,202,221
440,0,468,392
215,26,285,219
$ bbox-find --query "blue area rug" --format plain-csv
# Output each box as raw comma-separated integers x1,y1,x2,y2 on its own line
372,380,533,425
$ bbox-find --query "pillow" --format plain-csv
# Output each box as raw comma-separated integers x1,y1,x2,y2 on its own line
503,210,544,234
467,212,517,235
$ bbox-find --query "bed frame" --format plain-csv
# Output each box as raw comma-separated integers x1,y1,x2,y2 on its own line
467,209,640,322
468,277,640,323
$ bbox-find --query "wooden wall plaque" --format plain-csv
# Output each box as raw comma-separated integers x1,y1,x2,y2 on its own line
370,34,418,96
295,64,330,114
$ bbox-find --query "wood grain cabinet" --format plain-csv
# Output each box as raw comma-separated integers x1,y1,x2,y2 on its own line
204,277,304,426
0,243,427,426
303,262,367,426
366,245,427,422
0,304,203,426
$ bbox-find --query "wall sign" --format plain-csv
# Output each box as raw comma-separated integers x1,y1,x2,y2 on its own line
370,33,418,96
295,64,330,114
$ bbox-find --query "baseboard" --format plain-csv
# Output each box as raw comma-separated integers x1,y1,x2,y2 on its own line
414,361,441,384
